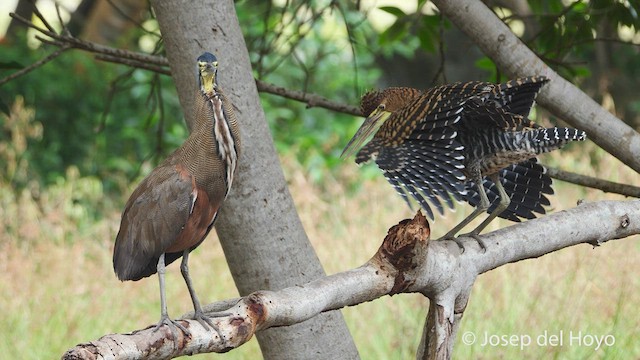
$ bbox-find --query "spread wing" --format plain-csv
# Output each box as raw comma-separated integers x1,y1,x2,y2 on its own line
370,131,466,220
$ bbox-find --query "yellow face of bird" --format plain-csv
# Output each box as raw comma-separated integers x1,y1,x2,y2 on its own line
341,104,392,158
198,56,218,95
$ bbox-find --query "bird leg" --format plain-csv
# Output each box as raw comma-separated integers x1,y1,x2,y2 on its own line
465,173,511,237
456,173,511,250
438,171,488,251
180,250,229,336
154,253,189,339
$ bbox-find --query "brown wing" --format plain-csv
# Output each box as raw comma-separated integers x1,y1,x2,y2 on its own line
113,163,216,281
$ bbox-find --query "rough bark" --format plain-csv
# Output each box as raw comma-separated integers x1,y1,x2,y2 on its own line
62,200,640,359
150,1,358,359
431,0,640,174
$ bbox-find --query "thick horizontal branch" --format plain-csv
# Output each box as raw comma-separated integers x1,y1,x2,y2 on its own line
63,213,431,359
63,200,640,359
471,200,640,274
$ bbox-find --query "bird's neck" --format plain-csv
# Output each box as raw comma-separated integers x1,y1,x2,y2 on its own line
189,87,238,193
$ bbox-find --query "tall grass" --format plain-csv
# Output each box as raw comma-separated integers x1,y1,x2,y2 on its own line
0,138,638,359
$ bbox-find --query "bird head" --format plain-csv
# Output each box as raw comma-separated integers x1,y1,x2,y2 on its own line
341,88,411,158
197,52,219,95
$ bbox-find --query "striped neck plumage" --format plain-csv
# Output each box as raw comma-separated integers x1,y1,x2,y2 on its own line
209,92,238,195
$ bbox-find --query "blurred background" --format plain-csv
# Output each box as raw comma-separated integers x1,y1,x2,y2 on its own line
0,0,639,358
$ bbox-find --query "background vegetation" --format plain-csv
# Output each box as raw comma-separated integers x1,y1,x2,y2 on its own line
0,0,639,358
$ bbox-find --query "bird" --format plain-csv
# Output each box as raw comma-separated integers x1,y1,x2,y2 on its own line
342,77,586,248
113,52,240,337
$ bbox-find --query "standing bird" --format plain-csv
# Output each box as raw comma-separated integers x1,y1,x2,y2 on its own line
113,52,240,335
342,77,586,248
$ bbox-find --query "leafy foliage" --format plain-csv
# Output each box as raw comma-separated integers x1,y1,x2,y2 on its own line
236,0,382,182
3,0,640,196
0,39,185,193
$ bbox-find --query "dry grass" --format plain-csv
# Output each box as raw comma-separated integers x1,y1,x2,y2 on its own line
0,141,638,359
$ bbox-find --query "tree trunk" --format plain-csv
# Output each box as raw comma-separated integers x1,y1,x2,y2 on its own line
150,0,359,358
5,0,34,42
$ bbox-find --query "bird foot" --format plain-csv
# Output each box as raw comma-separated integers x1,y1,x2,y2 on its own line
457,232,487,252
191,310,231,339
154,314,190,340
436,234,465,252
436,233,487,253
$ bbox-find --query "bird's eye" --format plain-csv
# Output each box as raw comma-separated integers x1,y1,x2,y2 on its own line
378,104,386,110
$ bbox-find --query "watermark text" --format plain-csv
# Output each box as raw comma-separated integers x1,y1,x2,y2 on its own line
461,330,615,351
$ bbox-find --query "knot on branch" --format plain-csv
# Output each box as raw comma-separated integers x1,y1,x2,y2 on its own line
377,211,430,295
246,292,268,327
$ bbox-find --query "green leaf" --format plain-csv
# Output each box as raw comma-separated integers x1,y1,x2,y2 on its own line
474,56,495,71
379,6,406,18
379,21,409,45
572,66,591,78
417,26,436,53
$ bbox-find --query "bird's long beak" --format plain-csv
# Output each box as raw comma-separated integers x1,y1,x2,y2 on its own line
341,108,390,158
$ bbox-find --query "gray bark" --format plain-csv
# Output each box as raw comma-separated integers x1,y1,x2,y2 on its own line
432,0,640,174
151,0,358,359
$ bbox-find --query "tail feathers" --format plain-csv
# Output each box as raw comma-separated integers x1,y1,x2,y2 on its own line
529,127,587,154
464,160,553,221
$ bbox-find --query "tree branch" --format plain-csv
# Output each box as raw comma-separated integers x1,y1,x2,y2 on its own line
431,0,640,174
6,11,361,117
547,166,640,198
0,44,71,87
6,9,639,197
255,80,361,116
62,200,640,359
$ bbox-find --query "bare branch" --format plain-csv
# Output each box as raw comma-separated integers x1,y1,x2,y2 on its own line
255,80,361,116
0,45,70,86
61,200,640,359
547,167,640,198
95,54,171,75
431,0,640,174
6,11,361,117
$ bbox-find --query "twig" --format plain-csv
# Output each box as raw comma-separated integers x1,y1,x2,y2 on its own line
0,45,71,86
255,80,361,116
8,11,361,117
31,4,56,33
430,12,447,85
95,54,170,75
546,167,640,198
